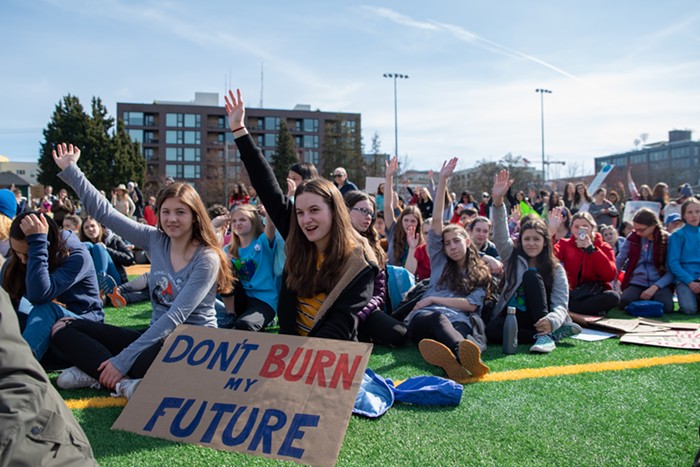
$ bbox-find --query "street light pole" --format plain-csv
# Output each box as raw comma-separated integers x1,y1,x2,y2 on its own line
535,88,552,183
384,73,408,191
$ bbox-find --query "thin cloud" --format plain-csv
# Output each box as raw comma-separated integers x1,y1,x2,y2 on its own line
627,14,700,59
364,6,584,84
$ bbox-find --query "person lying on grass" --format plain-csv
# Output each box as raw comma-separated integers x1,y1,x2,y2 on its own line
226,89,378,340
486,169,580,354
405,158,492,383
49,143,233,399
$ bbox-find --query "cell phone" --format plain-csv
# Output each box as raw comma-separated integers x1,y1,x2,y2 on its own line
578,227,589,240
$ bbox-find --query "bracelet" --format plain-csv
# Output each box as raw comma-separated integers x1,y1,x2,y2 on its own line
232,126,245,133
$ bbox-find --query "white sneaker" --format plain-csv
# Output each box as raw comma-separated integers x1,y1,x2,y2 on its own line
111,378,142,400
530,334,556,353
57,366,102,389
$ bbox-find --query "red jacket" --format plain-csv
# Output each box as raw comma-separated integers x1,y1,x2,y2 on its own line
554,232,617,290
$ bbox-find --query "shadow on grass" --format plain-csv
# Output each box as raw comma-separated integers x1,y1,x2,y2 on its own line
77,406,178,459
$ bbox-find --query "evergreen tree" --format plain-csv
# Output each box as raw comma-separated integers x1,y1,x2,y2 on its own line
321,117,364,188
365,132,385,177
38,95,145,194
271,120,298,189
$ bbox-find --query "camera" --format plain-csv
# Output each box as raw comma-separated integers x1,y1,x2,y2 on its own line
578,227,589,240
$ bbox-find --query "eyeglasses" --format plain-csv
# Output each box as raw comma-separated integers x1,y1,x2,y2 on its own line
632,224,653,234
332,173,344,178
351,207,375,219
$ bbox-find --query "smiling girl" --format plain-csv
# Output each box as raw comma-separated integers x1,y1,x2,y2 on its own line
219,204,278,331
226,89,378,340
487,170,578,354
48,143,232,398
406,158,492,382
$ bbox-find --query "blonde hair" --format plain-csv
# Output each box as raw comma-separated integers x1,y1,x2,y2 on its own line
227,205,265,259
0,214,12,241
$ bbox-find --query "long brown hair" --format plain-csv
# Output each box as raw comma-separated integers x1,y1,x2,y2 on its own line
79,216,106,243
437,224,493,297
227,205,264,260
156,183,234,293
285,178,358,297
344,190,387,267
2,212,69,301
505,219,558,297
391,205,423,265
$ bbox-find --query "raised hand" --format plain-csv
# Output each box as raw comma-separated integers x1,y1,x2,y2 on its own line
52,143,81,170
224,89,245,131
491,169,513,202
406,225,420,249
19,213,49,236
439,158,458,179
286,178,297,197
548,206,564,233
510,204,522,222
385,156,398,178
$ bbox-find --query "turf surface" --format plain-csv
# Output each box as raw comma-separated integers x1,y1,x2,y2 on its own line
53,301,700,466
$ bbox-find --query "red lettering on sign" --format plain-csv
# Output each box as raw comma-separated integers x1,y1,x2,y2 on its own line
258,344,289,378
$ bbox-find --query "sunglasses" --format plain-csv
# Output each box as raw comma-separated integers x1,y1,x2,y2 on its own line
332,173,344,178
351,207,375,219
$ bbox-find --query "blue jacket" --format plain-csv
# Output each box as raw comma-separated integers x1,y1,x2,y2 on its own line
23,230,103,320
667,223,700,285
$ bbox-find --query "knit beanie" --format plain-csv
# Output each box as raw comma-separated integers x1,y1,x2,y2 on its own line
0,189,17,219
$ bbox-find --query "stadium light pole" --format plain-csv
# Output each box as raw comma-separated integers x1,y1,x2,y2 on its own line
535,88,552,182
383,73,408,190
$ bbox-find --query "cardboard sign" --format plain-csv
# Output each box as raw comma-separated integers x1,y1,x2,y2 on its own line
113,326,372,467
620,331,700,350
623,200,661,223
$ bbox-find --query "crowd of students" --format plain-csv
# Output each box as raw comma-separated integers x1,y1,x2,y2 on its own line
4,88,700,399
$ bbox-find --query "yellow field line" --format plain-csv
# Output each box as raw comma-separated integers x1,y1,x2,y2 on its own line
65,353,700,409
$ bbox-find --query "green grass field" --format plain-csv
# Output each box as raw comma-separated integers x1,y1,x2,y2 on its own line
53,300,700,466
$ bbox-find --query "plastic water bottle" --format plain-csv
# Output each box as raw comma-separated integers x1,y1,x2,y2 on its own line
503,306,518,354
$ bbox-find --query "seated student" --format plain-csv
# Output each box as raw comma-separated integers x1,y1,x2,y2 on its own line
667,198,700,314
547,206,573,242
61,213,82,236
112,271,150,307
345,190,408,347
80,216,135,305
49,143,232,398
487,170,579,353
664,212,684,234
226,90,378,340
2,211,103,361
468,216,500,259
0,275,97,466
600,224,624,257
384,157,424,275
217,204,278,332
406,159,491,382
554,211,619,316
616,208,674,314
412,218,432,281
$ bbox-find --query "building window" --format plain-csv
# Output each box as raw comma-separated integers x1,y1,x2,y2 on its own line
630,154,646,164
183,165,200,178
343,120,356,132
123,112,144,126
217,116,226,129
184,131,200,144
144,114,155,126
144,131,157,143
143,148,155,160
166,130,200,145
184,148,200,161
256,134,264,146
166,113,201,128
671,146,690,158
264,149,276,161
307,151,319,165
128,129,143,143
216,133,225,144
16,169,25,175
264,133,277,147
649,150,667,162
303,135,319,149
295,135,303,147
303,119,318,132
613,156,627,166
295,119,303,131
166,147,201,162
674,158,691,168
264,117,280,131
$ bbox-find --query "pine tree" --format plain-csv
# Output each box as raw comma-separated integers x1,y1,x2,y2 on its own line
321,117,364,188
38,95,145,194
271,120,298,189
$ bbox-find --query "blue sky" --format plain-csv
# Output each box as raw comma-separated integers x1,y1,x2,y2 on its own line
1,0,699,177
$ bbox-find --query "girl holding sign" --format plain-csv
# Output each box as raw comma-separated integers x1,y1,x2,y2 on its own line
49,143,232,398
406,158,492,382
226,89,378,341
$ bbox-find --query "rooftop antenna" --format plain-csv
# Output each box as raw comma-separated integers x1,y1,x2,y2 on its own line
259,62,264,108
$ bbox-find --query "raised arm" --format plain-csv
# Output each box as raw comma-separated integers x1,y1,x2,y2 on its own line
54,143,154,248
384,156,398,228
491,169,516,260
432,158,457,235
225,89,293,238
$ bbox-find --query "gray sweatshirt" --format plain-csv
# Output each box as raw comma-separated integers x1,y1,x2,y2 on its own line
59,164,219,375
